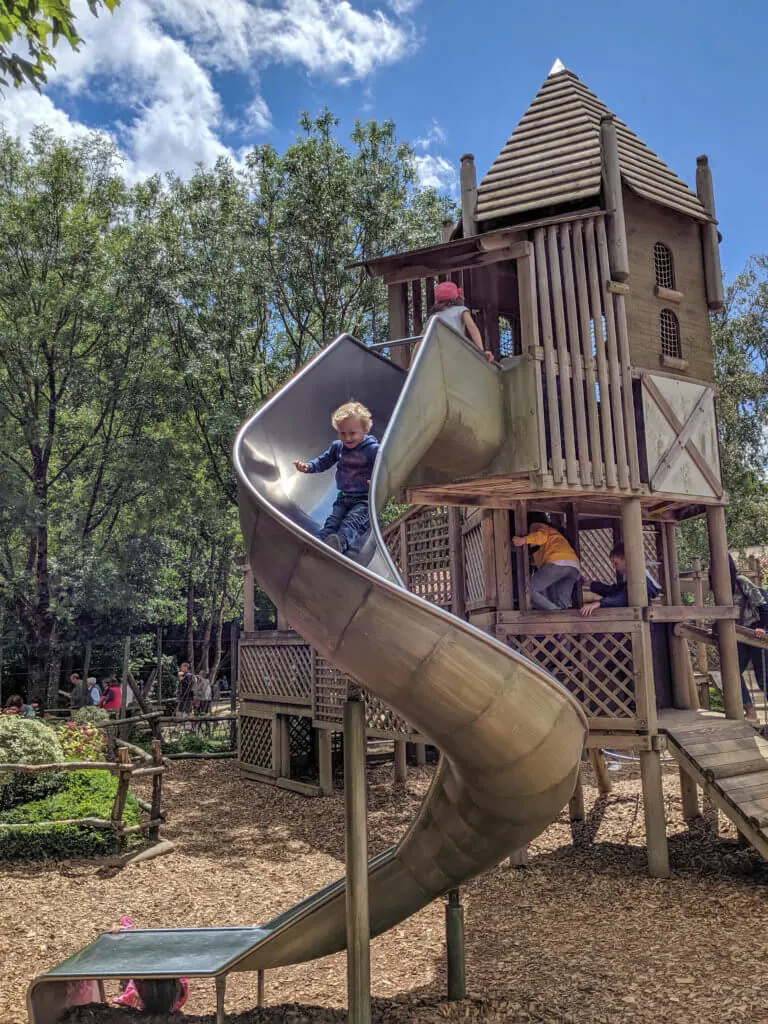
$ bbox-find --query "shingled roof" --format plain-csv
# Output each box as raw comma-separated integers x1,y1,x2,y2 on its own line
476,64,710,225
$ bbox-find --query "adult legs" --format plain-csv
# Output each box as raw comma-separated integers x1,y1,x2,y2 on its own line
737,643,756,714
530,563,577,611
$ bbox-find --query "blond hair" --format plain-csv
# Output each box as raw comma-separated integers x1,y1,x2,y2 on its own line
332,401,372,432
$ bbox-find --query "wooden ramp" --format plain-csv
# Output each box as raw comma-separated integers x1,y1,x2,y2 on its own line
659,709,768,860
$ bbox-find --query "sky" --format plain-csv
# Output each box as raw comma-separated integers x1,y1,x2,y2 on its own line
1,0,765,279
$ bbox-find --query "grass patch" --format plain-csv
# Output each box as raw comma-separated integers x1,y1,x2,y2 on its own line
0,770,141,860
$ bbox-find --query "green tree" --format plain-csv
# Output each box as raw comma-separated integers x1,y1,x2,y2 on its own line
0,0,119,90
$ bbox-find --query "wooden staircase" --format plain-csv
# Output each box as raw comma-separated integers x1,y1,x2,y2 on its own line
659,709,768,859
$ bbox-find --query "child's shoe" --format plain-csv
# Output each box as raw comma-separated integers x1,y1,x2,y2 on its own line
325,534,347,553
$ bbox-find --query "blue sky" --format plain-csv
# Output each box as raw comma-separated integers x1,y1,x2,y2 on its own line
2,0,765,278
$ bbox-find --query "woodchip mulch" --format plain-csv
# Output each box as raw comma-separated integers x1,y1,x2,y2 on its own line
3,755,768,1024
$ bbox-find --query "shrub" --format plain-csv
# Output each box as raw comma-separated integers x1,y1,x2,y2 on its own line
0,770,141,860
74,706,110,727
0,718,66,809
57,721,108,762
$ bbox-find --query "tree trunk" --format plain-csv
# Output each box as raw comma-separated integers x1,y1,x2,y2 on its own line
185,572,195,668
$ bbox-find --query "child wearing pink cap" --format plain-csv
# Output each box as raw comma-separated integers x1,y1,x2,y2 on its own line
428,281,493,361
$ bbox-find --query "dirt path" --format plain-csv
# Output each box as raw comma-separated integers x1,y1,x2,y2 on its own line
2,757,767,1024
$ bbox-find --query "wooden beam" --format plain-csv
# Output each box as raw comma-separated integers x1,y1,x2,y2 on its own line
707,505,742,720
600,115,630,281
696,155,725,311
492,509,514,611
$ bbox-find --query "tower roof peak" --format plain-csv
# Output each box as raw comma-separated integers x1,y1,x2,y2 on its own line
476,69,708,225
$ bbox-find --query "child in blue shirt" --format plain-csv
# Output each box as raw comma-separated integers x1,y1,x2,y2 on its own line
294,401,379,555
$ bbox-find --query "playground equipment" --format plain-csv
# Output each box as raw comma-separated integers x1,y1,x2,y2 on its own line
26,321,587,1023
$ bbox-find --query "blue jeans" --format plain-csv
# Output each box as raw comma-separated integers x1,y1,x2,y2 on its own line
530,563,579,610
738,642,766,710
320,494,370,553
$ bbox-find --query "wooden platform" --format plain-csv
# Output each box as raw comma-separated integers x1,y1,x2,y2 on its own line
659,709,768,860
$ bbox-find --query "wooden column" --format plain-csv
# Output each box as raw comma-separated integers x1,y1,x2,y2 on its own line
388,282,410,369
692,558,709,702
663,523,700,819
514,501,530,611
279,716,291,778
394,739,407,786
696,156,725,311
318,728,333,796
448,507,466,620
623,499,669,877
492,510,514,612
600,115,629,281
707,505,742,720
460,154,477,238
344,694,372,1024
243,565,255,634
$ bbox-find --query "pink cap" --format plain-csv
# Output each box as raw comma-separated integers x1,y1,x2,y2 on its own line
434,281,463,302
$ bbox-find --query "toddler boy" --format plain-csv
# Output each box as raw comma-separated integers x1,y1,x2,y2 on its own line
294,401,378,554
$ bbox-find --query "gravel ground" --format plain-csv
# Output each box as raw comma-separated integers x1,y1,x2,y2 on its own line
3,755,768,1024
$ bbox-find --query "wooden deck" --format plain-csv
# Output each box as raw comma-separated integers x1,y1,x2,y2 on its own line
659,708,768,860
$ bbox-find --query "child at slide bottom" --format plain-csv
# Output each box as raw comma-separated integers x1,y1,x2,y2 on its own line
294,401,379,555
111,916,189,1013
513,516,581,610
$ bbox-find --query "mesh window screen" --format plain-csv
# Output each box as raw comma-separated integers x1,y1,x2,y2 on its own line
660,308,682,359
653,242,675,290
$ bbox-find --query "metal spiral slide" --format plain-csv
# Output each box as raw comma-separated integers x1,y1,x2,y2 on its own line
28,321,586,1022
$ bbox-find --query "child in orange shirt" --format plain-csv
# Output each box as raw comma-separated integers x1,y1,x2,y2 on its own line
513,515,580,610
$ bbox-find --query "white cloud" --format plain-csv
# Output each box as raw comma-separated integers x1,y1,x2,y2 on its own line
0,0,419,180
388,0,422,14
415,118,446,150
413,153,457,193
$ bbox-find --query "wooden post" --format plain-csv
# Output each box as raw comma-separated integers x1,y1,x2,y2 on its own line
279,716,291,779
492,510,514,611
589,750,612,796
692,558,709,696
257,970,265,1007
243,565,255,633
394,739,407,786
445,890,467,1000
600,115,630,281
344,693,372,1024
572,219,605,487
460,154,477,238
112,748,132,836
584,218,617,488
547,224,579,485
559,222,592,485
448,507,466,620
696,155,725,311
415,742,427,766
623,499,669,877
514,501,530,611
83,639,93,682
569,769,585,832
319,728,333,796
120,636,131,722
150,739,163,842
388,282,410,369
533,228,565,483
707,505,742,720
156,626,163,706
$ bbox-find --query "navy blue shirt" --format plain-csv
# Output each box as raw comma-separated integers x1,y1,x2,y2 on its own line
590,572,661,608
307,435,379,496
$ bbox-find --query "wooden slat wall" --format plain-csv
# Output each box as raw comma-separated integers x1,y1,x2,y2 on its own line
532,213,641,492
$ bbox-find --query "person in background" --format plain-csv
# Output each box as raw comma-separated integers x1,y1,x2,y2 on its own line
513,514,581,611
581,543,661,615
69,673,89,709
727,555,768,722
99,677,122,712
192,671,207,715
426,281,494,361
87,676,101,706
177,663,195,715
4,694,36,717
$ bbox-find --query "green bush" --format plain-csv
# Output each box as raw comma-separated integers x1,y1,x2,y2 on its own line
57,721,108,762
0,718,66,809
73,706,110,727
0,770,141,860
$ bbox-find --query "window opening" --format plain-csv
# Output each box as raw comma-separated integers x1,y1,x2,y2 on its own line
653,243,675,290
660,308,682,359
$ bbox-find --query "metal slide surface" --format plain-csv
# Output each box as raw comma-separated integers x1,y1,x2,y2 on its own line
28,321,586,1021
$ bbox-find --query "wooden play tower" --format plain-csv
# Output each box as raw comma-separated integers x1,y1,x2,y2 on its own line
238,63,768,875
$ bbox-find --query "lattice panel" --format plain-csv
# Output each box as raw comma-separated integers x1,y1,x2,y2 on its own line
505,631,637,719
463,521,486,604
239,714,274,770
404,506,451,608
288,715,313,762
313,654,416,737
579,529,615,585
239,642,312,701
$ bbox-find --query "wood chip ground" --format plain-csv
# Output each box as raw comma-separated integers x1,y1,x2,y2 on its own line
2,756,767,1024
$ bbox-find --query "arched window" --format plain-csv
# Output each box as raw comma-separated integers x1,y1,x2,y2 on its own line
654,242,675,290
660,309,682,359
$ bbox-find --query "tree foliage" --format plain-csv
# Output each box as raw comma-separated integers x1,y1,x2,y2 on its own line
0,0,119,90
